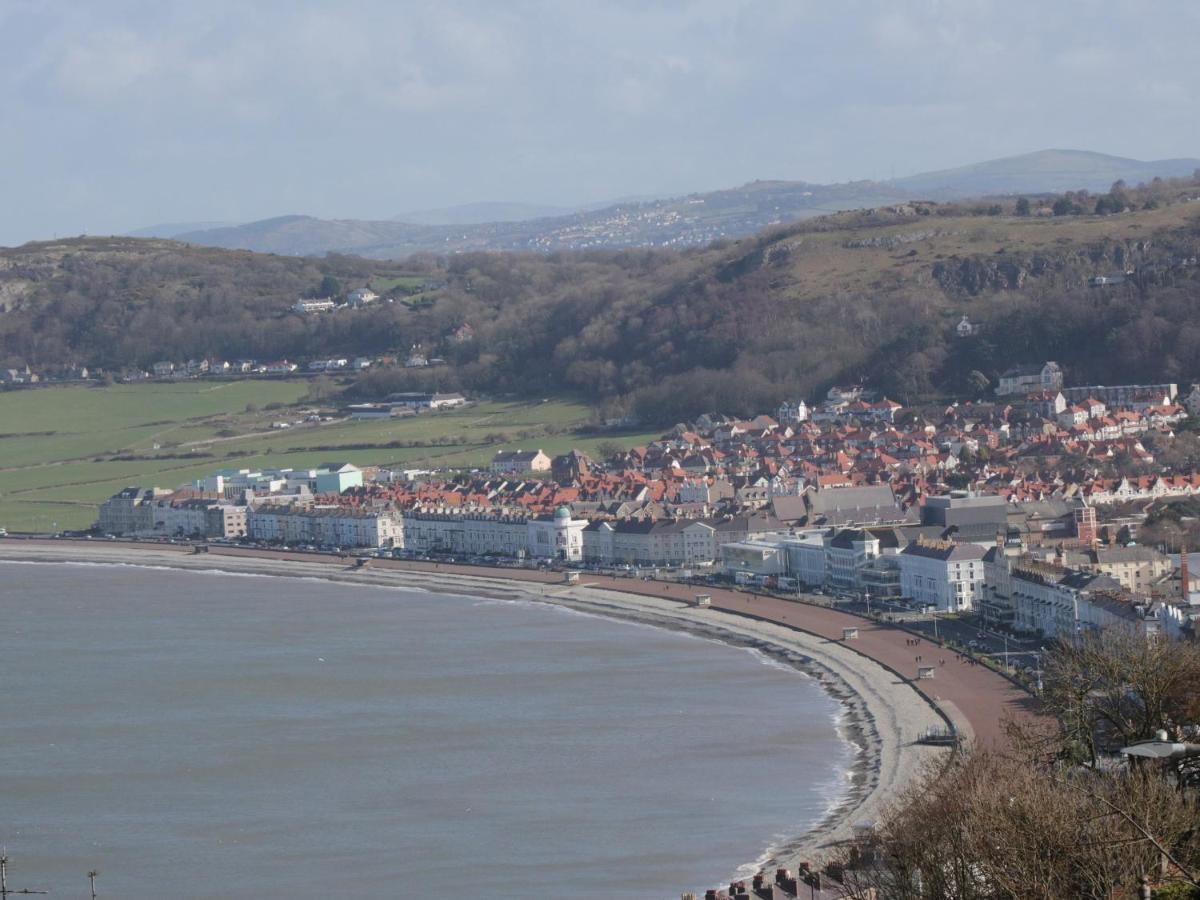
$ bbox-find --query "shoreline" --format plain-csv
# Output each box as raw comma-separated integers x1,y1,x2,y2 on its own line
0,542,949,883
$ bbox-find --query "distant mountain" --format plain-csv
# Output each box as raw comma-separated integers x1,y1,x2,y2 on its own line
126,221,236,239
394,201,577,225
894,149,1200,198
176,181,913,258
174,149,1200,259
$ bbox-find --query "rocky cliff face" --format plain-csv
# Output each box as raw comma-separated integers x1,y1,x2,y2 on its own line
931,233,1200,296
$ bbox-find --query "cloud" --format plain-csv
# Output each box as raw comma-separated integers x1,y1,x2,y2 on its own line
0,0,1198,245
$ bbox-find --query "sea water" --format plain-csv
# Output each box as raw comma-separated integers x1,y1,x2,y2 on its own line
0,563,850,899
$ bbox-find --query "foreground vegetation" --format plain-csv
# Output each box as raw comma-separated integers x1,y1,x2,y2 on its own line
0,382,654,531
838,632,1200,899
3,177,1200,425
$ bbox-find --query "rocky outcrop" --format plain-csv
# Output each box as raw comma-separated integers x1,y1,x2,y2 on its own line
931,236,1200,296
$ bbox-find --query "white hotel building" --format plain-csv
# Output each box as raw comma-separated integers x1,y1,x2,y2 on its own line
401,506,587,561
899,538,986,612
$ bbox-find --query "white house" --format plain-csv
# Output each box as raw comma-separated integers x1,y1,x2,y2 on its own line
346,288,379,307
995,362,1063,397
489,449,552,475
293,298,337,314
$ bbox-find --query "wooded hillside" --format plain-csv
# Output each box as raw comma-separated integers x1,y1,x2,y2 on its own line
4,178,1200,424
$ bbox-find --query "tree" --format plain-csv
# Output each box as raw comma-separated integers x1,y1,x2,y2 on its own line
317,274,342,299
1053,197,1082,216
966,369,991,396
594,440,625,461
304,374,336,403
1015,197,1031,216
840,749,1200,899
839,628,1200,899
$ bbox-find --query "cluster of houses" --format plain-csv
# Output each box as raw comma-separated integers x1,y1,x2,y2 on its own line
92,367,1200,642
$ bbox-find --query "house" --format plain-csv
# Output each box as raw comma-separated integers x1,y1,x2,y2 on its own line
776,400,810,424
263,360,299,374
490,449,552,475
404,347,429,368
1,366,39,384
345,288,379,308
308,358,348,371
293,298,337,314
448,322,475,343
995,362,1063,396
151,361,176,378
956,315,977,338
1027,390,1067,417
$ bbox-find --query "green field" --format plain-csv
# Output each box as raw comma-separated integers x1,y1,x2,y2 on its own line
0,382,656,531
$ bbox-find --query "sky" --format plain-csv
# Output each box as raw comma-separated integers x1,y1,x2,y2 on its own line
2,0,1198,246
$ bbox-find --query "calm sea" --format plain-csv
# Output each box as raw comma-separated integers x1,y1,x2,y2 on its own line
0,563,850,899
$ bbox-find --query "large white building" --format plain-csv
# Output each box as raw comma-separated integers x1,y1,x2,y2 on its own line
899,537,986,612
196,464,362,498
720,540,788,578
1006,559,1164,640
583,519,719,566
402,506,586,561
292,298,337,314
248,505,401,548
98,486,172,534
149,497,248,539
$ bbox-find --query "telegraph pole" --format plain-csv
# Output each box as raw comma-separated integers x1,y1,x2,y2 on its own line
0,853,48,897
87,870,98,900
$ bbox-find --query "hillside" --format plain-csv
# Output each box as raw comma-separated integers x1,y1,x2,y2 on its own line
4,176,1200,424
175,180,915,258
393,201,579,225
168,150,1200,258
894,149,1200,198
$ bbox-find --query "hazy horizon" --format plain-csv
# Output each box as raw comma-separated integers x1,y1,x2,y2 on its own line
3,0,1199,246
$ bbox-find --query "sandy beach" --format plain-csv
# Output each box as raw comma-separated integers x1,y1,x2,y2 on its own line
0,540,949,875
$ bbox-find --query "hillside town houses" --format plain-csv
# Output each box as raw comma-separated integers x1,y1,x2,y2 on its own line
94,368,1200,642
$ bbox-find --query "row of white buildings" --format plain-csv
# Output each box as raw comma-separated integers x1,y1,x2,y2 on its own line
716,524,1188,641
97,484,400,549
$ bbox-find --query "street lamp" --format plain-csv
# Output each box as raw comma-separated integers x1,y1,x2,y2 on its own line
1121,730,1200,761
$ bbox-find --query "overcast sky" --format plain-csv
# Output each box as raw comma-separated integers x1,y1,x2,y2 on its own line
2,0,1198,246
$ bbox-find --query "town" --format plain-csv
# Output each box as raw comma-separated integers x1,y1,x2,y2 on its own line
93,363,1200,647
